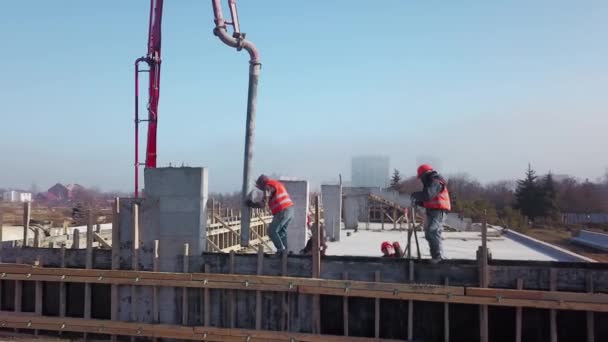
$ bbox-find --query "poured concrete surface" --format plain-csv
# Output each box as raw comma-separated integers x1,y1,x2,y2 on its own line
327,223,558,261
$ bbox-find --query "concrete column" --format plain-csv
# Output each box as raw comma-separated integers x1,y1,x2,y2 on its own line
118,167,208,324
343,196,359,230
321,184,342,241
282,180,309,253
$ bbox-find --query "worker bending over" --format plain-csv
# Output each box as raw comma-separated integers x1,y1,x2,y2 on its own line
410,164,451,263
247,175,294,254
381,241,404,258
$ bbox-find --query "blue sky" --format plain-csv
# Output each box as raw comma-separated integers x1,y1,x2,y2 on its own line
1,0,606,192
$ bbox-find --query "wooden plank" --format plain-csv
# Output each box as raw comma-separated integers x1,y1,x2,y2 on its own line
131,203,140,327
479,215,489,342
393,207,397,229
0,312,408,342
206,237,223,252
153,240,160,324
182,244,189,326
204,263,210,326
33,228,40,248
587,271,595,342
22,202,31,247
93,232,111,248
59,246,67,318
550,268,557,342
408,260,414,341
253,213,274,252
374,271,380,338
256,245,264,330
72,229,80,249
229,251,236,328
312,195,321,334
84,212,93,322
281,250,289,331
444,277,450,342
111,199,120,342
34,255,42,336
516,278,523,342
343,271,349,337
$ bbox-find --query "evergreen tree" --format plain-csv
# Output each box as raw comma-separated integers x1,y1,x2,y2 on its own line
515,164,543,220
541,172,559,220
389,169,402,190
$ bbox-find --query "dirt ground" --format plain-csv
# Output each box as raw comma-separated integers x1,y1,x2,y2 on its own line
524,227,608,262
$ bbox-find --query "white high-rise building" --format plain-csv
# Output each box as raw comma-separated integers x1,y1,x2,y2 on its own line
351,155,390,188
2,190,32,203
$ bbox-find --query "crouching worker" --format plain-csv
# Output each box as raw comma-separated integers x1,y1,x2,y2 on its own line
381,241,404,258
247,175,294,254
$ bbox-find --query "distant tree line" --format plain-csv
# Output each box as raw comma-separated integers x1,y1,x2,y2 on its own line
390,165,608,229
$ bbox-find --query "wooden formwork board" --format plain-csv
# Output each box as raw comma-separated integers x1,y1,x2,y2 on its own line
0,313,407,342
0,263,607,312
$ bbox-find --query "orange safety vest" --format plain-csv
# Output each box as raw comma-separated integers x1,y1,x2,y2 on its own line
423,180,451,211
266,180,294,215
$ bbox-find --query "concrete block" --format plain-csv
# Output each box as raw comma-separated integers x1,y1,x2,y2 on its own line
282,180,309,253
117,167,209,325
321,184,342,241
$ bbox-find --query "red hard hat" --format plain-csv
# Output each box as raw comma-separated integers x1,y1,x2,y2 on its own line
381,241,393,251
417,164,433,178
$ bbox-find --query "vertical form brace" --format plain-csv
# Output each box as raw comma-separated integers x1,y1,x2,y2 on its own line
444,277,450,342
343,271,349,337
255,246,264,330
586,271,595,342
374,271,381,338
550,268,558,342
516,278,523,342
408,260,414,341
182,244,189,326
111,198,120,341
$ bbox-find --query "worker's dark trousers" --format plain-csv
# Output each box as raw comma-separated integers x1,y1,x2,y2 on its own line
424,210,445,259
269,206,294,252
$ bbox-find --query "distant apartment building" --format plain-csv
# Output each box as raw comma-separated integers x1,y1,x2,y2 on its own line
351,155,390,188
2,190,32,203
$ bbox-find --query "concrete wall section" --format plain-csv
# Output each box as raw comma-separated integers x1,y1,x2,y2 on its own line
321,184,342,241
282,180,309,253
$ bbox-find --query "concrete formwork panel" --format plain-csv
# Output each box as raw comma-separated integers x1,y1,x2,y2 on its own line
321,184,342,241
282,180,309,253
117,167,209,324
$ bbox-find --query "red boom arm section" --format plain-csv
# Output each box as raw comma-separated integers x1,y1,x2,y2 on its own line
134,0,163,196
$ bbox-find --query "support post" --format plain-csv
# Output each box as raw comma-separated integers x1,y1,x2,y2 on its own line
516,278,523,342
281,251,289,331
550,268,557,342
153,240,160,324
255,245,264,330
22,202,31,247
59,245,67,326
586,271,595,342
408,260,414,341
72,229,80,249
182,244,189,326
375,271,381,338
444,277,450,342
312,195,321,334
479,212,489,342
131,203,140,324
34,255,43,336
229,251,236,328
343,271,349,337
203,264,210,326
84,211,93,321
111,198,120,342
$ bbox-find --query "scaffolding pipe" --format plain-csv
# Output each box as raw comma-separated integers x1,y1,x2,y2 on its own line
211,0,261,247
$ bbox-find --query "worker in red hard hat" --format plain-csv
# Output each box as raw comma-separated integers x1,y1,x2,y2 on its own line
381,241,404,258
381,241,395,257
247,174,295,254
410,164,451,263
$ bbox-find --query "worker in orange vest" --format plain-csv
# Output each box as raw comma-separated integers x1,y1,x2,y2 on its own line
247,175,295,253
410,164,451,263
